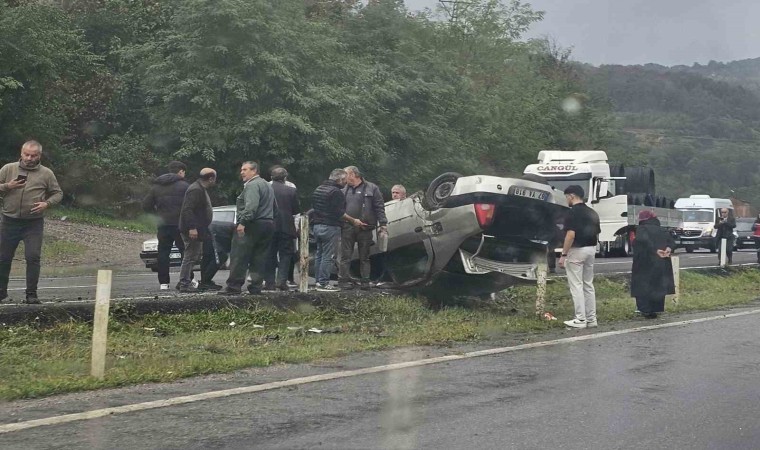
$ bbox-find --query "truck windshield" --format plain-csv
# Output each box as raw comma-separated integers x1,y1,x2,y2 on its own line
541,176,592,201
680,210,714,222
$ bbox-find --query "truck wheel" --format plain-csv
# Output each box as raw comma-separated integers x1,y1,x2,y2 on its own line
685,247,694,253
421,172,462,210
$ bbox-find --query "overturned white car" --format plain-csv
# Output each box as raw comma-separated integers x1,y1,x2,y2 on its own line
367,173,568,297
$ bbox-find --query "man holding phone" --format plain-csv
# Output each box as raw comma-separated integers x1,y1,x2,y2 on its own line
0,140,63,304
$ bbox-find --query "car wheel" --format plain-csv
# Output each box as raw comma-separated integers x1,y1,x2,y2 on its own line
685,247,694,253
421,172,462,210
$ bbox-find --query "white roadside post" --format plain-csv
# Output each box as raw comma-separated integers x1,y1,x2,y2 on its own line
720,238,727,268
535,261,548,318
670,256,680,304
299,215,309,293
91,270,112,379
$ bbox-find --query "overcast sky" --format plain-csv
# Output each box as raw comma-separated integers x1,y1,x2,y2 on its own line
405,0,760,66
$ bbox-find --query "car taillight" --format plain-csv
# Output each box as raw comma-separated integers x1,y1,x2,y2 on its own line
474,203,496,228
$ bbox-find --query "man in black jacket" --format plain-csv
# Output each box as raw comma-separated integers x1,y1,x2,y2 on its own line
178,168,217,292
264,167,300,291
311,169,365,291
339,166,387,290
142,161,190,290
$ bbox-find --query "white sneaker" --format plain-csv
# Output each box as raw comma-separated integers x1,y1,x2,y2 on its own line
586,320,598,328
564,319,587,328
159,284,170,290
191,279,199,289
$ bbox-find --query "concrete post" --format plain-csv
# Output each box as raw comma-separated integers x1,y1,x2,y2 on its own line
720,238,727,268
670,256,680,304
299,215,310,293
91,270,112,379
535,262,547,318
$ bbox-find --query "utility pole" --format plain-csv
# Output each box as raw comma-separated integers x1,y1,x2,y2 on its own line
438,0,476,24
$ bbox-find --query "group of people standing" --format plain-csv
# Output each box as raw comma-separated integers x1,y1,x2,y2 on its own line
143,161,401,295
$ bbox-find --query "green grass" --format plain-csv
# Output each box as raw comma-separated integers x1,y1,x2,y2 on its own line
1,269,759,401
48,206,156,233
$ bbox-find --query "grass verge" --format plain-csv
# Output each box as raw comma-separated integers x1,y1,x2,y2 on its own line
1,269,759,401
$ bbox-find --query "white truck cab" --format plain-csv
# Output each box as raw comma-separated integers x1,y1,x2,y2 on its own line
673,195,733,253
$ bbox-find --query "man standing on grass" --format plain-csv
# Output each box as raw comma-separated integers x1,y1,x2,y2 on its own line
218,161,276,295
264,166,300,291
0,140,63,304
178,168,219,293
311,168,365,291
143,161,191,290
339,166,387,290
558,185,601,329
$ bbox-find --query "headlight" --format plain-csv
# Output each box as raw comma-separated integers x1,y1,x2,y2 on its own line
142,241,158,252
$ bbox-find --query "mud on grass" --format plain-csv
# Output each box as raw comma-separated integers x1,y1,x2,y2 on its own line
1,268,760,401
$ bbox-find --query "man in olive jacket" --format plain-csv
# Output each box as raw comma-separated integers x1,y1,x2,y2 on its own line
0,140,63,304
178,168,218,292
219,161,276,295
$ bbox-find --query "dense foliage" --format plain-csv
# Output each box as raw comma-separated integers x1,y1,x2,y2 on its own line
0,0,605,211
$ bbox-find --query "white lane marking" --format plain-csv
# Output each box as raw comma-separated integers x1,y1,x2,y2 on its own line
2,308,759,435
8,286,95,291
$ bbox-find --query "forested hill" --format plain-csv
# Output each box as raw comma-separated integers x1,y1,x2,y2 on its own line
578,61,760,210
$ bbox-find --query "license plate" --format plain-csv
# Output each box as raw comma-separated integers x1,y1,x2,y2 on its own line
509,186,549,201
170,253,181,259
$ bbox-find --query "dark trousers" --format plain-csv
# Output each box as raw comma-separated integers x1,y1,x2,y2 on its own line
264,231,295,287
157,225,185,285
201,238,219,284
339,226,373,282
0,216,44,295
226,220,274,291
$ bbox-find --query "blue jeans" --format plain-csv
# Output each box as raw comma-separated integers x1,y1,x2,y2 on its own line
314,224,340,285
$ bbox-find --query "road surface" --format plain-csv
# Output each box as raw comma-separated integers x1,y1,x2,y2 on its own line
1,307,758,449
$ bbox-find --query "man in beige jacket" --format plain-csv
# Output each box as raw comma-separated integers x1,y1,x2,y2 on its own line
0,140,63,304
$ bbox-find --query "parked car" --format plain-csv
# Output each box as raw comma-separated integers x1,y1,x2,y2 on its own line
348,172,568,298
140,206,237,271
734,218,757,250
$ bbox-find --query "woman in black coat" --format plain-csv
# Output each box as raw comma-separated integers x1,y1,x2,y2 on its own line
631,210,676,319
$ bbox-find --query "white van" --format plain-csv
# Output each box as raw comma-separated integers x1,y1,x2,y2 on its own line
673,195,734,252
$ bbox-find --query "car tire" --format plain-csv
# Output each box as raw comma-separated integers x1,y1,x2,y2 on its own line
421,172,462,210
685,247,694,253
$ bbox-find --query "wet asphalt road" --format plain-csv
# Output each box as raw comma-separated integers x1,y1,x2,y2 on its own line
1,308,759,449
0,248,757,305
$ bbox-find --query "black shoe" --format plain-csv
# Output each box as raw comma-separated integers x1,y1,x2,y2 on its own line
198,282,223,291
643,313,658,319
0,291,7,303
247,288,262,295
261,285,277,292
276,283,290,291
178,285,199,293
360,281,371,291
24,293,41,304
217,287,242,296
